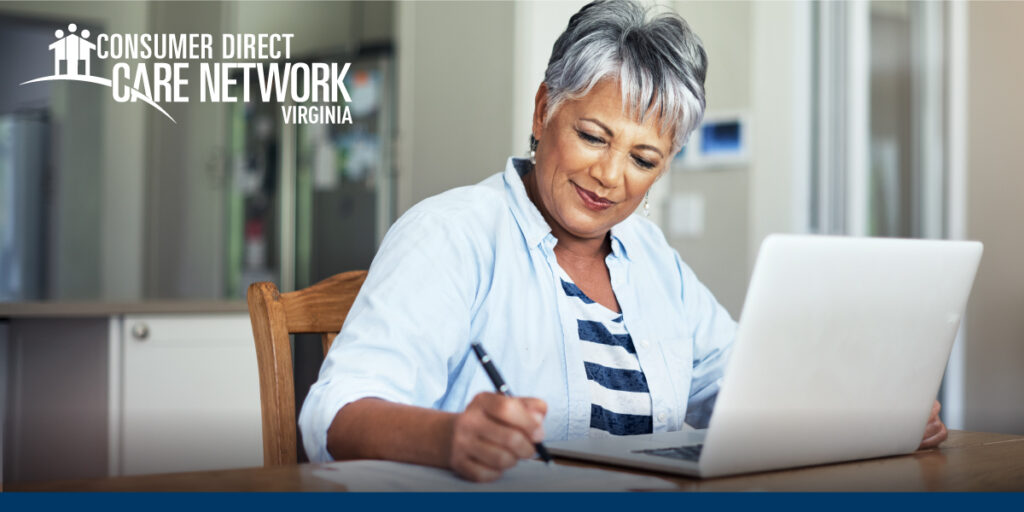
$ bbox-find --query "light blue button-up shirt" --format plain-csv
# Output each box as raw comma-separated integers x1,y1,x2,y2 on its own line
298,157,737,462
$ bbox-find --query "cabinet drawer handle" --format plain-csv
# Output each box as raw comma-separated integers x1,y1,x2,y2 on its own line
131,322,150,341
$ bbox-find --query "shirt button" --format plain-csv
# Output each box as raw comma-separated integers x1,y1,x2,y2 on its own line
638,339,650,349
657,412,667,422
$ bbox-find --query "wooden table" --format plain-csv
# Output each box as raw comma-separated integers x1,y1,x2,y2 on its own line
6,431,1024,492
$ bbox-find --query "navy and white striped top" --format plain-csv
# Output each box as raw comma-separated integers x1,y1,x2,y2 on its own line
555,265,654,437
300,158,738,462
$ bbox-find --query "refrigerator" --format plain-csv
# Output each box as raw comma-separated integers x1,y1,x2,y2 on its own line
225,49,396,299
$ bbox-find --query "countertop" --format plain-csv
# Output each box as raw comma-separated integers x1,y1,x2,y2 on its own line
0,300,250,318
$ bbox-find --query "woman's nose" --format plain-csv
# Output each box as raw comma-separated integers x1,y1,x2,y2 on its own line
589,153,626,190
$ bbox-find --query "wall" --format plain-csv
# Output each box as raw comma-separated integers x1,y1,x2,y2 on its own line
964,1,1024,435
749,0,811,271
511,0,588,158
395,1,518,214
667,0,753,317
142,1,229,299
230,1,393,56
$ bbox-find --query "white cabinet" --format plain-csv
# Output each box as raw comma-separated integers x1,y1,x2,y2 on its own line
112,313,264,476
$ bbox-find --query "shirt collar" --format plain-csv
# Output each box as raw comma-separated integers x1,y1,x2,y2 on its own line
609,224,632,261
504,157,552,249
503,156,634,261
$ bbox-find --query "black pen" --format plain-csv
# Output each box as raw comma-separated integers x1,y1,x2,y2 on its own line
470,342,553,465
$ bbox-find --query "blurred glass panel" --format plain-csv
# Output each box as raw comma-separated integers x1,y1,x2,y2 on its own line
868,1,913,237
868,0,946,238
813,1,947,239
0,111,50,301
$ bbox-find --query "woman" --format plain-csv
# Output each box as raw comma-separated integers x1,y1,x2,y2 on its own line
298,0,947,482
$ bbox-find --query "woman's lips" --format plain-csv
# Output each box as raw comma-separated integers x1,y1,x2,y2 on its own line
573,182,614,212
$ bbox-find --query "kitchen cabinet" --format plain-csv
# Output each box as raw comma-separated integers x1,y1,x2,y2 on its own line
1,304,264,483
115,313,263,476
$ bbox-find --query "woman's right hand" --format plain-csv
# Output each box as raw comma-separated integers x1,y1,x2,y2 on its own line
448,392,547,482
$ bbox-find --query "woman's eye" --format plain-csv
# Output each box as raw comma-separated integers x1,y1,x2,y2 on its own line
577,130,604,145
632,156,656,169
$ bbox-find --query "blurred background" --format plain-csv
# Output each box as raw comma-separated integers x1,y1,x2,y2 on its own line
0,0,1022,483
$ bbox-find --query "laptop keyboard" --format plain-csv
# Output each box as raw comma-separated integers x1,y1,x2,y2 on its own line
632,444,704,462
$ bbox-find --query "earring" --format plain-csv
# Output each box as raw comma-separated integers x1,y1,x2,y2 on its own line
643,191,650,217
529,135,539,165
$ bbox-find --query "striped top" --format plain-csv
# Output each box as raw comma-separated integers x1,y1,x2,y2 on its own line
555,265,654,437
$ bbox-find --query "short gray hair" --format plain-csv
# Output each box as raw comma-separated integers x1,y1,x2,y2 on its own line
539,0,707,155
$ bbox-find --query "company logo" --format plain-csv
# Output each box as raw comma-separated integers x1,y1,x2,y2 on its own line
20,23,354,125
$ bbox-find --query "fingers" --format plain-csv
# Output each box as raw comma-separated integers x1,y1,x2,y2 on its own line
919,421,948,450
448,393,548,481
450,452,502,482
520,397,549,417
918,401,949,450
465,432,522,470
922,418,942,439
479,394,544,429
476,421,537,459
919,421,942,448
478,393,546,442
450,409,516,481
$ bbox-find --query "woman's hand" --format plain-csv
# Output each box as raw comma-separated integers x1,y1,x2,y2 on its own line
448,392,547,482
918,400,948,450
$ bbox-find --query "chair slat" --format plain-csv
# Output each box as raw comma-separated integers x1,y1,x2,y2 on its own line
280,271,366,333
247,270,367,466
322,331,339,355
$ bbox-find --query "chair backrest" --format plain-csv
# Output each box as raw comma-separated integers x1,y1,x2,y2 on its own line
246,270,367,466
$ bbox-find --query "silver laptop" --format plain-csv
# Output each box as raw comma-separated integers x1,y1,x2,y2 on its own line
547,234,983,478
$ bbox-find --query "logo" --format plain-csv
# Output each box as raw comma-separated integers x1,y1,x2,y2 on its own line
20,23,354,125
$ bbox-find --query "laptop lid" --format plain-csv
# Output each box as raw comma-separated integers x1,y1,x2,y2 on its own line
698,234,982,477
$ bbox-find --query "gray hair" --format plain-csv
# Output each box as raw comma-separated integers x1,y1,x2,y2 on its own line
539,0,708,155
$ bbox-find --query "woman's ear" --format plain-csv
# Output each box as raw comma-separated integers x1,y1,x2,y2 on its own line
532,83,550,141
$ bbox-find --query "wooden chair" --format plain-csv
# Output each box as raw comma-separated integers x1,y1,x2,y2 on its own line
246,270,368,466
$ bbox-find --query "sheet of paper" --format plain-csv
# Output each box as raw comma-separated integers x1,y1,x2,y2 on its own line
312,459,677,492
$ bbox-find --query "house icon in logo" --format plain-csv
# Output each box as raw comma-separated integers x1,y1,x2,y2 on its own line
21,22,176,123
48,23,97,77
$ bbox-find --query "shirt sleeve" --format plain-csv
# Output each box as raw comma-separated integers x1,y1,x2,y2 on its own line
674,252,738,429
297,208,479,462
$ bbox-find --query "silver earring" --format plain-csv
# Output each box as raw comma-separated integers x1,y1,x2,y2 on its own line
529,135,538,165
643,192,650,217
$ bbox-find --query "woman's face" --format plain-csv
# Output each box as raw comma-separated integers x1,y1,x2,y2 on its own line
530,78,674,244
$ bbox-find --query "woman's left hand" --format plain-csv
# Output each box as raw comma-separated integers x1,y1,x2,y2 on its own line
918,400,948,450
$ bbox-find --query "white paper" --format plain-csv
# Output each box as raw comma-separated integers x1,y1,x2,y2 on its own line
312,459,677,492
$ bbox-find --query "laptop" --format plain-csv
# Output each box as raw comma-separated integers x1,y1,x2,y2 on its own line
546,234,983,478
